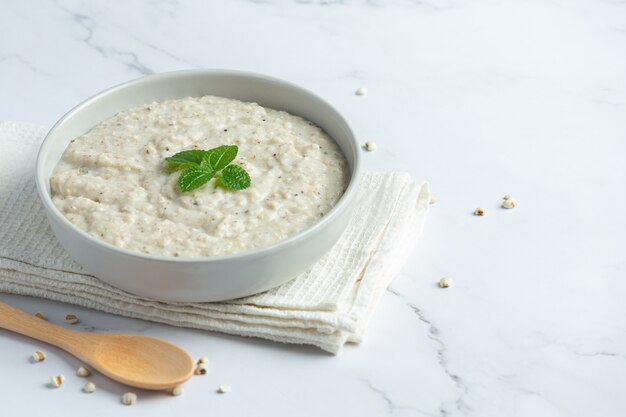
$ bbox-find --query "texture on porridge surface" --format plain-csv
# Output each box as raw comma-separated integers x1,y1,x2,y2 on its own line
50,95,349,258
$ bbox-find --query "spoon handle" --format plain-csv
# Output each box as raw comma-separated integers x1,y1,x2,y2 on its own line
0,301,93,352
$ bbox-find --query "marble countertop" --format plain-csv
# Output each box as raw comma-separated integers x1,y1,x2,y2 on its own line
1,1,625,416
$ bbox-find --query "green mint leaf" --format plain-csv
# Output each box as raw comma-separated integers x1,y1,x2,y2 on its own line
202,145,238,171
217,164,251,191
178,166,215,192
165,150,206,170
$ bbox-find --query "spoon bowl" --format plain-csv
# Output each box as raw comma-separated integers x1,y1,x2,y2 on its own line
86,334,195,389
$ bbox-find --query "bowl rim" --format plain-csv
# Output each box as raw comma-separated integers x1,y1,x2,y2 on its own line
35,69,362,263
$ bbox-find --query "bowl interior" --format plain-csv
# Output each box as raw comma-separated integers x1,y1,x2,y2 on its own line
39,70,359,199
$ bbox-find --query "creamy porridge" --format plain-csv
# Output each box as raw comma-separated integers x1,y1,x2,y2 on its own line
50,95,349,258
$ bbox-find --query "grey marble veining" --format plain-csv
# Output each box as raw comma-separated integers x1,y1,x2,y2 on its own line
387,287,469,416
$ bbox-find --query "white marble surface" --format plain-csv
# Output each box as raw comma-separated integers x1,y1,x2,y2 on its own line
1,0,626,416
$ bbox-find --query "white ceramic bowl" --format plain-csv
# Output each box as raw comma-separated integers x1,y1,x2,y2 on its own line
36,70,361,302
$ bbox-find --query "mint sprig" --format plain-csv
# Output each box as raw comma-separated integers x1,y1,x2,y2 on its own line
165,145,251,192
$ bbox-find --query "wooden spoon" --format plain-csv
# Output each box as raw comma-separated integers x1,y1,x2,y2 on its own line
0,301,195,390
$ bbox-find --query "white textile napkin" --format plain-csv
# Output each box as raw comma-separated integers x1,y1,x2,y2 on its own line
0,121,429,354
